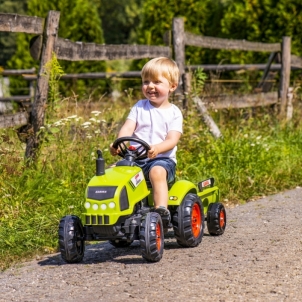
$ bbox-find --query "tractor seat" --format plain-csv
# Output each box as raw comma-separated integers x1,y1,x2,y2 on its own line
145,178,175,190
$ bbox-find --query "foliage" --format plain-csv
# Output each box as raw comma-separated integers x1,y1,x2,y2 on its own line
98,0,143,44
43,52,65,112
218,0,302,64
136,0,225,64
7,0,106,97
0,0,27,67
191,67,207,96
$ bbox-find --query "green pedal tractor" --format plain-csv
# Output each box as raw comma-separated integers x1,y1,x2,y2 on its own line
58,137,226,263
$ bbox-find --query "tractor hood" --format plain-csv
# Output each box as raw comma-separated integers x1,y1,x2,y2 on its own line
84,166,150,225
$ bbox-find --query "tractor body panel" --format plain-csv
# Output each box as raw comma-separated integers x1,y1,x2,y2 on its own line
83,166,150,226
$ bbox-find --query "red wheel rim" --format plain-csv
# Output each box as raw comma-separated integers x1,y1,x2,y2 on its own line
155,222,162,250
219,210,225,228
191,203,202,238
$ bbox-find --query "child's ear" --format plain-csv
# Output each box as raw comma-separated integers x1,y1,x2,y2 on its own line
169,83,178,92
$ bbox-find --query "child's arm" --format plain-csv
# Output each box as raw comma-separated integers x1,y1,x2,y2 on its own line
109,119,136,156
148,130,181,159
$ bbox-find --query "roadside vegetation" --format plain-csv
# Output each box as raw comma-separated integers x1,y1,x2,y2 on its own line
1,90,302,270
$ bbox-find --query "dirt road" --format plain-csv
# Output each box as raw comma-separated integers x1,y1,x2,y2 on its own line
1,188,301,302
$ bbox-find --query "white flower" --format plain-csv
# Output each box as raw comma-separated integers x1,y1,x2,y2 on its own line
67,115,77,119
243,134,248,138
89,118,97,122
81,122,91,126
256,136,262,140
250,143,255,147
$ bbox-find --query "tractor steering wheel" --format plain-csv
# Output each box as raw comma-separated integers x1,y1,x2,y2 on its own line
112,136,151,160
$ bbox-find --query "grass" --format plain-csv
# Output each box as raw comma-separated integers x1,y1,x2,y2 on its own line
1,95,302,270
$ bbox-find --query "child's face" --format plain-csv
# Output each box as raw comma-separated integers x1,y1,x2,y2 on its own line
142,75,177,108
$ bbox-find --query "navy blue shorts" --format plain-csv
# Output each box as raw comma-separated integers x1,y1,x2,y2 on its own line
135,157,176,184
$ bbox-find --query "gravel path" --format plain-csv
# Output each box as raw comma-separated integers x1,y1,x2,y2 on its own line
1,188,302,302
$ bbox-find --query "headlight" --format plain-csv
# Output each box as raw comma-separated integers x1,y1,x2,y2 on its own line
101,204,107,210
109,202,116,209
92,204,98,210
85,202,91,209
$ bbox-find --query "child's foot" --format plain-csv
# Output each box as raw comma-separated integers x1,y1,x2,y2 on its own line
154,206,171,233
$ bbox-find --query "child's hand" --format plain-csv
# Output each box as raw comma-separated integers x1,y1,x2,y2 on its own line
109,143,119,156
148,145,159,159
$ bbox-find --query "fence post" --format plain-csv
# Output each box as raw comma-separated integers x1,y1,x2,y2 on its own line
173,18,185,97
25,10,60,161
279,36,291,117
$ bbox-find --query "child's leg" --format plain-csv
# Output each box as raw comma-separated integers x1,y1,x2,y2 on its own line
149,166,168,209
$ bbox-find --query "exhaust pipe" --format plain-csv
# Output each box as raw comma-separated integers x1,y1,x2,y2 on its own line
96,150,105,176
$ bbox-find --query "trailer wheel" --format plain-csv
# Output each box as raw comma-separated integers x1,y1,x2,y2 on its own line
172,193,204,247
207,202,226,235
58,215,85,263
140,212,164,262
109,240,133,248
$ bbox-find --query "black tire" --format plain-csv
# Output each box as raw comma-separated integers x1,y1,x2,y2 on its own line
58,215,85,263
109,240,133,248
172,193,204,247
207,202,226,235
139,212,164,262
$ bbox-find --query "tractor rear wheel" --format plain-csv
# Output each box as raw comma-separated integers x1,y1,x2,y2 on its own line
109,240,133,248
207,202,226,235
139,212,164,262
58,215,85,263
172,193,204,247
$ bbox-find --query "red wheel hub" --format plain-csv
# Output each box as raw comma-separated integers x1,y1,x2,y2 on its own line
219,210,225,228
155,222,162,250
191,203,202,238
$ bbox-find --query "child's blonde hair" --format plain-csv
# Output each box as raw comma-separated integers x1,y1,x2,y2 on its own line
141,57,179,85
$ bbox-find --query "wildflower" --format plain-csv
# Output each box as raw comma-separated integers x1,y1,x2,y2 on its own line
256,136,262,140
86,135,92,139
89,118,97,122
243,134,248,138
250,143,255,147
91,110,101,116
67,115,77,119
81,122,91,127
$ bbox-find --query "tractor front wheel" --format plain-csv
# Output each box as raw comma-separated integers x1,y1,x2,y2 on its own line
207,202,226,235
58,215,85,263
172,193,204,247
139,212,164,262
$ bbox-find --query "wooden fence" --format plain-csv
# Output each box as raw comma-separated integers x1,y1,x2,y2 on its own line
0,11,170,159
1,12,302,156
172,18,301,116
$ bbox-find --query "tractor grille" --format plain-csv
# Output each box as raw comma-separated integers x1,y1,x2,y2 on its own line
85,214,109,225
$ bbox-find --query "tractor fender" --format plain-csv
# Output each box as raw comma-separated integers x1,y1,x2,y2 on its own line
168,180,198,206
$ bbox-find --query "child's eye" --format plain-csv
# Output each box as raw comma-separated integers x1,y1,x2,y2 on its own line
143,80,150,85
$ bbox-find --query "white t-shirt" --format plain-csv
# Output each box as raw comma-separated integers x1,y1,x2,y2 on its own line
127,99,183,163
